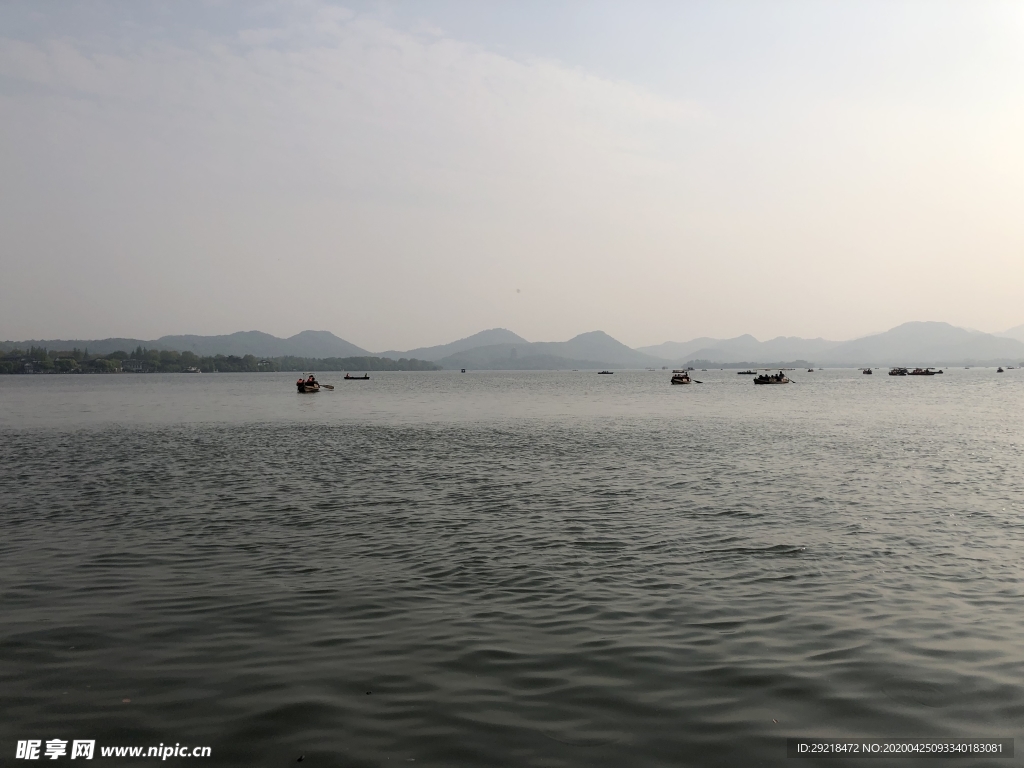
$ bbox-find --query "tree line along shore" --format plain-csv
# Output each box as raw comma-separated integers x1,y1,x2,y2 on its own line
0,347,441,374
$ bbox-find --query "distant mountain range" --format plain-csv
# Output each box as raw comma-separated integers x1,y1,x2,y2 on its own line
641,322,1024,366
997,323,1024,343
817,323,1024,366
377,328,528,361
4,321,1024,368
0,331,370,359
431,331,665,370
639,335,839,364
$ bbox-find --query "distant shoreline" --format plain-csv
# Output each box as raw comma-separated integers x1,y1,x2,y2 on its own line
4,319,1024,371
0,347,440,375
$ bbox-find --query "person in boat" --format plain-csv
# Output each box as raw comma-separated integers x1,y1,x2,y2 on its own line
306,374,317,385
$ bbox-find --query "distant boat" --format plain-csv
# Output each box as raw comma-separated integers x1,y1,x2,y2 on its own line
598,370,614,375
671,370,691,385
737,370,757,375
908,368,936,376
754,371,790,385
808,368,814,372
889,367,908,376
997,367,1004,373
344,373,370,380
183,366,201,373
862,368,872,374
461,368,466,373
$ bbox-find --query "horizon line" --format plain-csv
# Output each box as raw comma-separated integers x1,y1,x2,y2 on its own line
3,318,1023,353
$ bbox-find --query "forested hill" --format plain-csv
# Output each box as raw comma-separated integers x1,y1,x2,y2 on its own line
0,330,370,358
0,346,439,374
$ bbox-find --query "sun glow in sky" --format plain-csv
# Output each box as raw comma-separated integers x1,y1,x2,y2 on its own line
2,1,1023,349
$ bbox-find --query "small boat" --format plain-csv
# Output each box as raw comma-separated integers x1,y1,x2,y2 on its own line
183,366,201,373
296,378,320,393
862,368,872,374
909,368,935,376
997,367,1004,373
345,373,370,380
808,368,814,372
754,371,790,385
671,370,691,385
598,370,614,375
889,367,908,376
461,368,466,373
737,370,757,375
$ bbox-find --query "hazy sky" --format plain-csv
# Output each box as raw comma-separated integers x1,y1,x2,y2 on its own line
2,1,1023,350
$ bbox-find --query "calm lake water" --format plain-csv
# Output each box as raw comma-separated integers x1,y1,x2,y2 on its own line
2,369,1023,767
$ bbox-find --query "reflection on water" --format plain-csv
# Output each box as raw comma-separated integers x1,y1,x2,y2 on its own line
1,370,1022,766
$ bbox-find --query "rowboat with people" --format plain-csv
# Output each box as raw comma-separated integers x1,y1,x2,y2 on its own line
296,373,335,392
754,371,790,385
671,370,691,385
